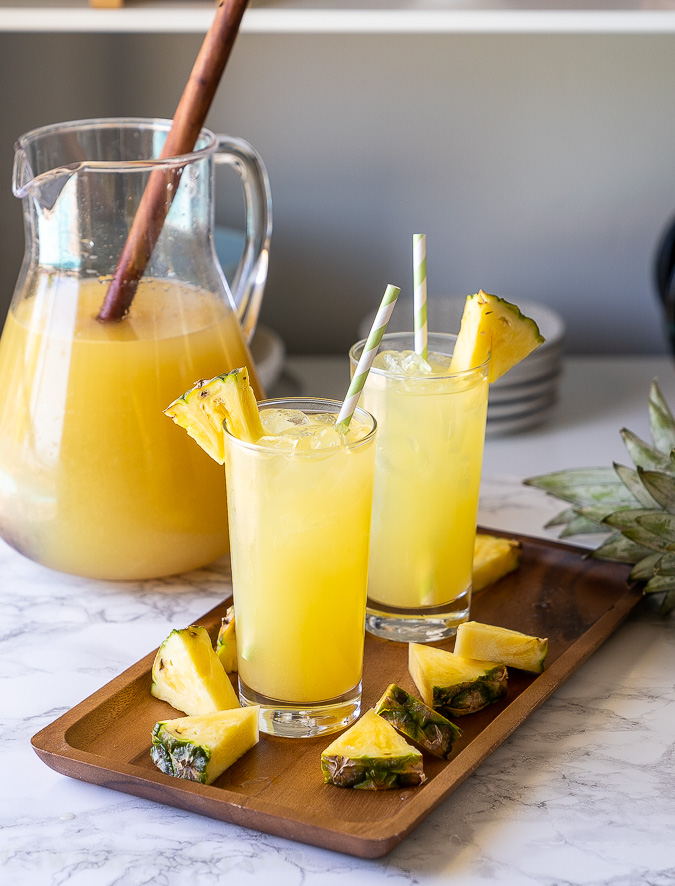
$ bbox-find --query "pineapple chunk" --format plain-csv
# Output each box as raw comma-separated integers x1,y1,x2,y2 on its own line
449,290,545,382
151,625,240,715
409,643,507,717
321,709,425,790
163,366,263,464
473,533,522,591
150,706,259,784
215,605,237,673
374,683,462,760
455,621,548,674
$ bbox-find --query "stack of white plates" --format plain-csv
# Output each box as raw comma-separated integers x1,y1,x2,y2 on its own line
357,296,565,436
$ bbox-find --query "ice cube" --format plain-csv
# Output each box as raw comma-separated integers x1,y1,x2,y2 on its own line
373,351,402,372
280,426,313,443
347,417,371,442
400,352,433,375
429,352,453,374
260,408,310,435
372,349,433,376
256,434,299,450
309,427,342,449
284,409,312,426
311,412,338,428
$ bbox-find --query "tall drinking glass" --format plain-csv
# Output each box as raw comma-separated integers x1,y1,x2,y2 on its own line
349,331,489,643
223,397,377,738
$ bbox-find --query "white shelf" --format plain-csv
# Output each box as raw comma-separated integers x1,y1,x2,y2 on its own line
2,2,675,34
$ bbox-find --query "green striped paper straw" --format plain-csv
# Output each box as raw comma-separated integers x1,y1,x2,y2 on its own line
413,233,428,360
336,283,401,433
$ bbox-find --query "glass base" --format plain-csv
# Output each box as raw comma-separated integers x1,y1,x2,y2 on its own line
365,591,471,643
239,680,362,738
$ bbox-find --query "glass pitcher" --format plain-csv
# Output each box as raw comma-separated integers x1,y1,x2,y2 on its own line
0,117,272,580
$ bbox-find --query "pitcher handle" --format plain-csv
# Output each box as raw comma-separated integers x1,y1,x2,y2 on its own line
214,135,272,344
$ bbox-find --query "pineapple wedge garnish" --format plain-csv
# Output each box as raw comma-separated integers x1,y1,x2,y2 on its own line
215,605,237,674
450,290,545,382
473,533,522,591
321,709,426,790
409,643,507,717
163,366,263,464
151,706,259,784
455,621,548,674
374,683,462,760
151,625,240,715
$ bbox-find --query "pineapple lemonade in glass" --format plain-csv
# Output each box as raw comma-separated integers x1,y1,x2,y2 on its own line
164,368,378,739
350,330,490,643
224,398,377,737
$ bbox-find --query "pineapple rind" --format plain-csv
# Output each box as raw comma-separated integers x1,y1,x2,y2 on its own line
150,625,240,715
150,707,259,785
374,683,461,759
321,755,425,790
408,644,508,717
473,533,522,591
321,709,425,790
432,674,507,717
455,621,548,674
149,739,175,777
150,723,210,782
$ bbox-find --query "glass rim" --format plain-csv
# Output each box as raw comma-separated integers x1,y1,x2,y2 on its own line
348,330,491,380
14,116,219,179
222,396,377,454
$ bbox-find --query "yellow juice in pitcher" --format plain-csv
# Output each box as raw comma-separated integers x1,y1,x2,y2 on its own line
0,275,262,579
224,404,376,706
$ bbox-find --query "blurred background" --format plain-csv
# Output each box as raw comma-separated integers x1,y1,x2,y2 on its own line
1,3,675,356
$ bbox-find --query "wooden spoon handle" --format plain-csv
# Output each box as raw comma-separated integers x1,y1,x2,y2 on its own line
97,0,249,322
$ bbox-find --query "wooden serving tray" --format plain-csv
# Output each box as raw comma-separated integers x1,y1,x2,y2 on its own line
32,531,641,859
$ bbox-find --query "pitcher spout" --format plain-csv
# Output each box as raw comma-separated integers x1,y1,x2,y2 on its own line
12,145,79,212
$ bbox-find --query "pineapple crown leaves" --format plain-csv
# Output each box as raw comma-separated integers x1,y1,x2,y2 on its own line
524,379,675,616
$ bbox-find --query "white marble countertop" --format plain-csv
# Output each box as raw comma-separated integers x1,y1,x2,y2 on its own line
3,354,675,885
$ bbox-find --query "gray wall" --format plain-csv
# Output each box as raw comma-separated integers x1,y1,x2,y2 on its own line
1,30,673,355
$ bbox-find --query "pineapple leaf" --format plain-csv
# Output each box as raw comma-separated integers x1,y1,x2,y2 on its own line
621,428,671,471
602,508,673,552
576,503,629,526
593,532,654,564
544,504,616,535
558,511,608,537
648,380,675,454
659,589,675,616
525,382,675,616
635,511,675,542
643,573,675,595
629,552,663,581
655,551,675,575
544,506,580,528
613,463,660,509
524,467,636,508
637,467,675,514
